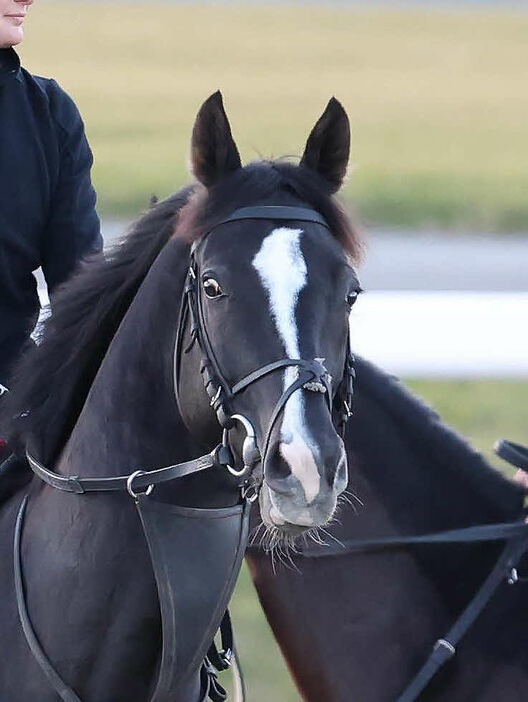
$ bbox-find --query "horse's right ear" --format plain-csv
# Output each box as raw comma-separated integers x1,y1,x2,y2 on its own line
190,91,242,188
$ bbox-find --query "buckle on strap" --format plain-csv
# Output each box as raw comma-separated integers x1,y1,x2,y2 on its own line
67,476,85,495
241,476,261,503
433,638,456,659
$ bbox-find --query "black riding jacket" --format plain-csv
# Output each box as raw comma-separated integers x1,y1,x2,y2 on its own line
0,48,102,384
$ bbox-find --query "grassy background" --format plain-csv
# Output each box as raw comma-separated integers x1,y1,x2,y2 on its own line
221,379,528,701
19,2,528,231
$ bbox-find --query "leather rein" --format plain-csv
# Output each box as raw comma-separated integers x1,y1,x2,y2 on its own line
295,439,528,702
19,204,356,702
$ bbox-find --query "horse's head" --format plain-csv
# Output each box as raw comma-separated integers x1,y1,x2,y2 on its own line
176,92,361,535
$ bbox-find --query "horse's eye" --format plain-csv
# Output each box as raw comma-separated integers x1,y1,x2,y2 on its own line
346,291,359,308
203,277,223,299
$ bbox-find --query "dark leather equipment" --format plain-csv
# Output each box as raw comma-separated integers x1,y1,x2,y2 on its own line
12,205,356,702
293,437,528,702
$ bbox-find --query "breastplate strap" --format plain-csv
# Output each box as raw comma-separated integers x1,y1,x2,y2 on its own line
136,495,251,702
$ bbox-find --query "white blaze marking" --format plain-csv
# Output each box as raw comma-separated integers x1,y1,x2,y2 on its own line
252,227,320,505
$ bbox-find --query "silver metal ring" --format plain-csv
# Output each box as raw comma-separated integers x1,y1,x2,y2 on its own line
222,414,260,477
241,483,260,503
434,639,456,657
508,567,519,585
126,470,154,499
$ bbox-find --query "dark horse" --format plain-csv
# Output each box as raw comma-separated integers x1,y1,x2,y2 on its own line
247,357,528,701
0,92,363,701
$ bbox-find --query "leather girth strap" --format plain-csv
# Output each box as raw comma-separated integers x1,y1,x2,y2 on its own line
14,496,82,702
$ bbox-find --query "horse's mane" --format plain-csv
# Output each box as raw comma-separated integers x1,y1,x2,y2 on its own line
3,160,362,463
354,356,524,515
3,186,195,461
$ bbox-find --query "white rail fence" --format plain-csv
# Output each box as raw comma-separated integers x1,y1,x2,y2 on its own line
350,291,528,377
38,284,528,377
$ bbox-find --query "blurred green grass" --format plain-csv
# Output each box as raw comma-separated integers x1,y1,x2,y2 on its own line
222,379,528,701
20,3,528,230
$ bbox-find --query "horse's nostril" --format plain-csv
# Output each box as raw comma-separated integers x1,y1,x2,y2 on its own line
265,442,291,481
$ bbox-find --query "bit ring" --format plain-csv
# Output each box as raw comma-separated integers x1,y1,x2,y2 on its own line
222,414,260,477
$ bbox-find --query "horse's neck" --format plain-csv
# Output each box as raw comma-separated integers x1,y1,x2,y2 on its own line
272,366,527,701
349,358,523,537
58,239,193,479
343,358,524,601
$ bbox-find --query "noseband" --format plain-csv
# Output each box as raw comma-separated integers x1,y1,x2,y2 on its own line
174,205,356,479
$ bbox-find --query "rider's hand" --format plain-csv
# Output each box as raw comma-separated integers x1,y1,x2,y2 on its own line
514,470,528,490
513,470,528,522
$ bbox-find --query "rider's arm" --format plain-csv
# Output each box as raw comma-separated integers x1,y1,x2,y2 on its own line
41,81,102,297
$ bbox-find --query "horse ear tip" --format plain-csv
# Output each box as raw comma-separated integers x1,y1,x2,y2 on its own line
328,97,347,117
197,91,225,115
210,90,224,106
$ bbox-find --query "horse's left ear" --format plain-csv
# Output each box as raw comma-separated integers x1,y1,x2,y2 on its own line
300,98,350,193
191,91,242,188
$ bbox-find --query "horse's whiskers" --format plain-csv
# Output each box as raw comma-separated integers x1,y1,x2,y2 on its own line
319,526,345,550
338,492,360,516
249,521,266,547
343,489,364,507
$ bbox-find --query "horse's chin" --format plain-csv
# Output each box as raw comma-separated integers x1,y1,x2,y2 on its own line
259,483,321,537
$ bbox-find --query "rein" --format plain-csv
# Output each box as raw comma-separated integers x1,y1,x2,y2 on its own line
295,439,528,702
17,204,356,702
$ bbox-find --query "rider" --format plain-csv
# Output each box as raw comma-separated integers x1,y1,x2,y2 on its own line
0,0,102,461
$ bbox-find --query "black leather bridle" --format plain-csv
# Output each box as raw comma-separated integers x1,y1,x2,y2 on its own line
174,204,356,481
295,438,528,702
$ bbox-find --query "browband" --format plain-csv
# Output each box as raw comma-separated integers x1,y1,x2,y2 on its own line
210,205,330,234
189,205,330,255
